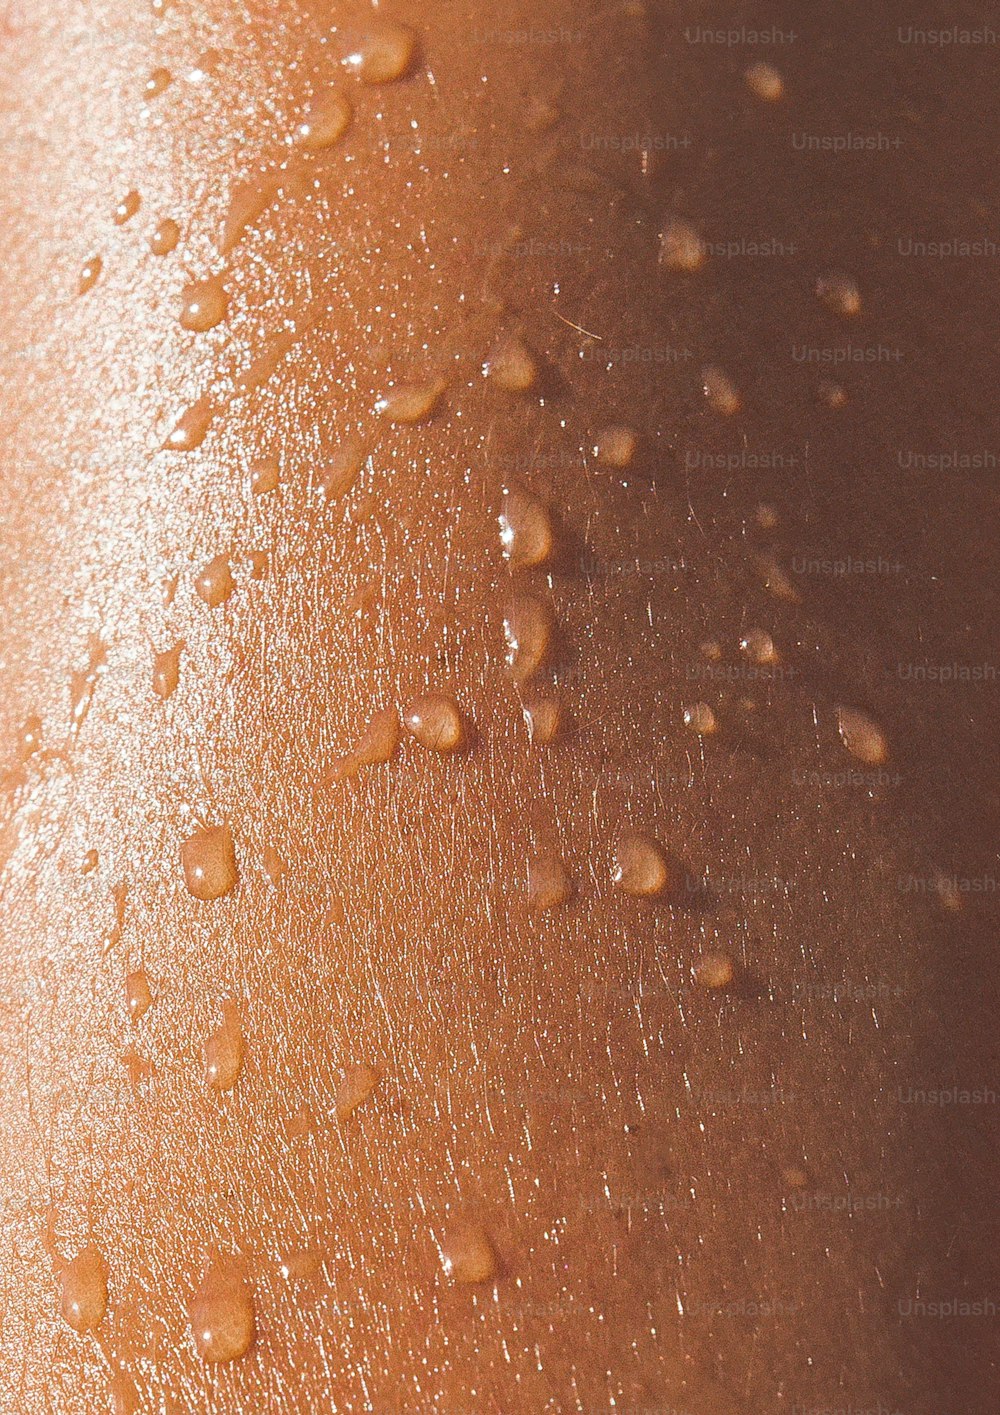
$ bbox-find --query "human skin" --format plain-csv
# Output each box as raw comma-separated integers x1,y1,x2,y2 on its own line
0,1,998,1411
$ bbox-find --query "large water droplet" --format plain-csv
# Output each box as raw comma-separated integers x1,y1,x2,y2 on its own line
613,831,673,897
836,706,888,765
205,999,243,1090
343,21,416,83
403,693,465,753
528,854,572,911
504,595,553,683
59,1246,108,1333
297,90,353,150
194,554,235,608
499,488,553,569
189,1260,255,1362
181,823,238,901
179,276,228,333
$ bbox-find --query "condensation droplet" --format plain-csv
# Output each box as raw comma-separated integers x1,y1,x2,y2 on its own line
613,831,673,897
221,171,281,255
499,488,553,569
113,190,141,225
683,702,717,735
335,1062,380,1120
327,707,400,782
659,218,705,272
522,695,561,745
163,395,214,451
262,843,286,885
484,336,538,392
194,554,235,608
403,693,465,753
376,379,445,424
694,953,734,989
126,969,153,1023
144,67,172,99
189,1260,255,1362
297,89,353,150
528,854,573,912
745,61,784,101
441,1221,498,1284
815,272,861,318
594,426,637,468
343,21,416,83
181,823,238,901
739,629,778,665
836,706,888,765
149,217,180,255
179,276,228,333
504,595,553,683
205,999,243,1091
59,1246,108,1333
702,365,741,416
153,642,183,698
78,256,102,295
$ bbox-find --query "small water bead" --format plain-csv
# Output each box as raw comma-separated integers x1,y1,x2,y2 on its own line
745,61,784,101
250,459,279,495
441,1221,498,1285
125,969,153,1023
280,1249,324,1281
194,554,235,608
59,1246,108,1333
221,171,281,254
152,642,183,698
755,503,779,531
403,693,465,753
613,831,673,897
702,365,741,416
694,953,734,989
189,1260,255,1362
836,706,888,765
594,425,637,468
163,395,213,451
817,379,848,409
783,1165,809,1189
19,713,43,760
504,595,553,683
81,848,99,874
179,276,228,333
739,629,778,665
528,854,573,912
757,554,800,602
149,217,180,255
815,272,861,318
683,702,717,735
522,695,561,744
343,21,416,83
484,336,538,392
335,1063,380,1120
261,844,286,885
328,706,400,781
700,639,722,661
499,488,553,569
318,437,368,499
659,218,705,272
113,190,141,226
145,67,173,99
205,1000,243,1091
78,256,102,294
181,823,238,901
297,90,353,150
376,379,445,424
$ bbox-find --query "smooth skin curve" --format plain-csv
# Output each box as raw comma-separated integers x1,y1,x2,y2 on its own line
0,1,998,1412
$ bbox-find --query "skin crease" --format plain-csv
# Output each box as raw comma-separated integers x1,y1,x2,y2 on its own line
0,0,998,1411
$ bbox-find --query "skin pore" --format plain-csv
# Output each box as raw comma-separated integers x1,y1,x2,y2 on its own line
0,1,998,1411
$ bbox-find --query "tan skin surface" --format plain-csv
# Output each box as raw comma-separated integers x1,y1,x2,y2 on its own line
0,1,998,1411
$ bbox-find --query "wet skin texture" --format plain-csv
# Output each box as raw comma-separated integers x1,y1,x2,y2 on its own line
0,1,998,1411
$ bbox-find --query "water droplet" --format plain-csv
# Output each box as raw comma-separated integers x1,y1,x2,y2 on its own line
403,693,465,753
613,831,673,897
279,1249,324,1281
163,395,214,451
78,256,102,295
297,89,353,150
522,694,561,744
335,1062,380,1120
220,171,280,255
739,629,777,665
782,1165,809,1189
59,1246,108,1333
757,554,800,602
594,426,637,468
702,365,741,416
145,67,172,99
194,554,235,608
700,639,722,661
153,642,183,698
149,217,180,255
262,843,286,885
815,272,861,318
327,706,400,781
189,1260,255,1362
179,276,228,333
70,635,107,734
817,379,847,409
251,459,280,495
181,823,238,901
528,854,572,911
376,379,445,424
683,702,717,735
318,437,368,499
113,190,141,226
499,488,553,569
343,21,416,83
109,1372,138,1415
82,848,99,874
755,503,779,531
504,594,553,683
836,706,888,765
659,218,705,272
694,953,733,989
205,999,243,1090
441,1221,498,1284
484,335,538,392
745,61,784,101
19,713,43,760
126,969,153,1023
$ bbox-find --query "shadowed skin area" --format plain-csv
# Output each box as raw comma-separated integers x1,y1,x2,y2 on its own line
0,1,997,1411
